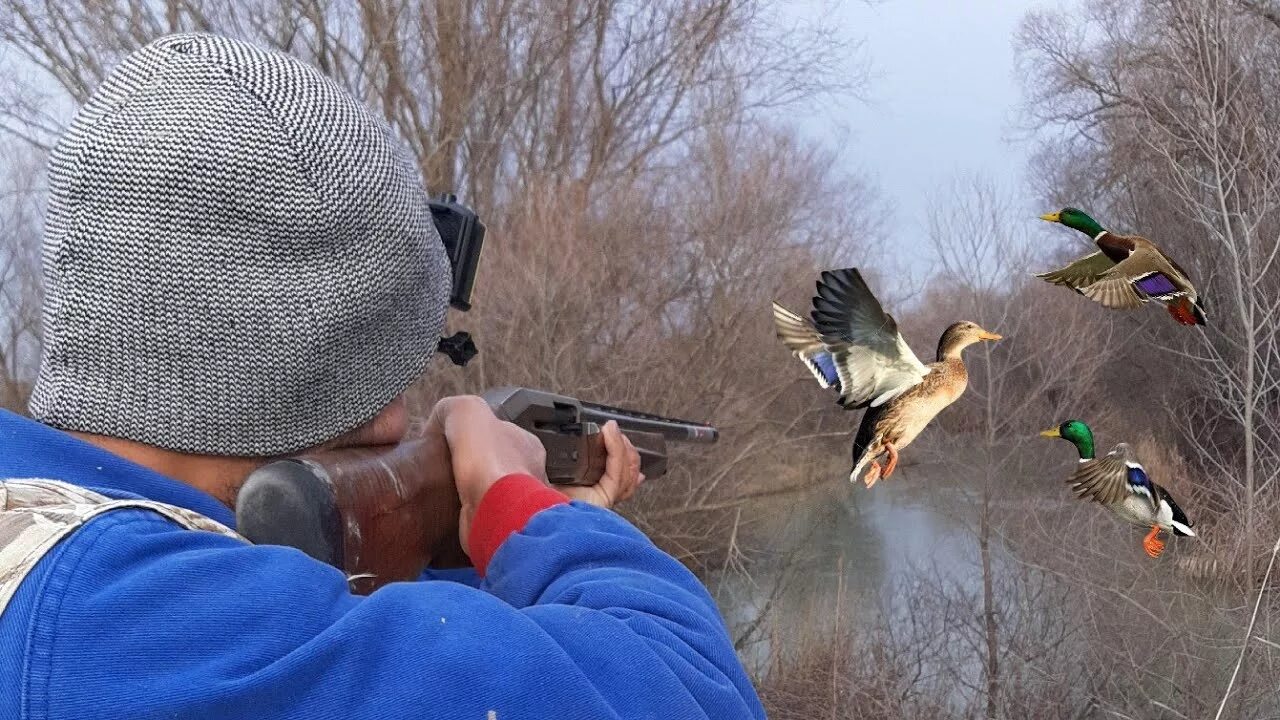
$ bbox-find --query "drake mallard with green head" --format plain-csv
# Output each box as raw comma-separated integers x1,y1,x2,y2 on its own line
772,268,1002,487
1040,420,1196,558
1036,208,1207,326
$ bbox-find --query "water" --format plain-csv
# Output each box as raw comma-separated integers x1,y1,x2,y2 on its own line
710,464,1280,718
711,475,987,668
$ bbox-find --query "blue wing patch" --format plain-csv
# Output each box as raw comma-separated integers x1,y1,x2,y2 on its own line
1134,272,1179,297
811,352,840,387
1126,465,1158,510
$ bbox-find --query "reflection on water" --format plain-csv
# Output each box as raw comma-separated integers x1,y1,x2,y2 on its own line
712,476,996,668
709,459,1280,717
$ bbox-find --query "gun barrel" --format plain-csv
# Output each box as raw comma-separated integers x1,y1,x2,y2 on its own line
579,400,719,444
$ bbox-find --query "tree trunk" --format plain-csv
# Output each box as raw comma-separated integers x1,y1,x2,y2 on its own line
981,494,999,720
427,0,467,194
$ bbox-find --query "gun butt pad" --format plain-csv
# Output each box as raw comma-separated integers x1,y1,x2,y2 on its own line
236,459,344,568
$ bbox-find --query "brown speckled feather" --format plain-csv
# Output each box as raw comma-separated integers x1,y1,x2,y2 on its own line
1036,251,1116,290
1067,444,1145,508
1081,276,1145,309
852,359,968,469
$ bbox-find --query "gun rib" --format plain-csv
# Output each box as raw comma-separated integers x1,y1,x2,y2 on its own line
579,401,718,444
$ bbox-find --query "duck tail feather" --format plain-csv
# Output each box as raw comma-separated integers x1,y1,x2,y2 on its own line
1192,298,1208,325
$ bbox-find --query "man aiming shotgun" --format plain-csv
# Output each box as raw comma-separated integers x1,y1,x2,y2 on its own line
0,33,764,720
236,386,721,592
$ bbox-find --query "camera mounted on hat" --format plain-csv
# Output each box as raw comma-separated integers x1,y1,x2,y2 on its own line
429,194,485,367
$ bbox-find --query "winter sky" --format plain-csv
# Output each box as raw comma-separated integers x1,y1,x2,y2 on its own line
787,0,1055,271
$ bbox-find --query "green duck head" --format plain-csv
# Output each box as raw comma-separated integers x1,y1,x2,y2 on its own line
1038,419,1095,460
1040,207,1106,238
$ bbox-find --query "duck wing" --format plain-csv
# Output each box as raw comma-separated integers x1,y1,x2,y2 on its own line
1035,251,1117,291
1099,245,1197,302
772,302,841,390
809,268,931,409
1124,462,1160,515
1037,249,1146,308
1079,275,1147,309
1068,443,1157,513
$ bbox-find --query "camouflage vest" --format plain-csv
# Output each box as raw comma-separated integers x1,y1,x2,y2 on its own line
0,478,245,616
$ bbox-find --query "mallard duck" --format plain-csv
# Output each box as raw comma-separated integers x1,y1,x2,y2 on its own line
772,268,1002,487
1036,208,1207,326
1040,420,1196,558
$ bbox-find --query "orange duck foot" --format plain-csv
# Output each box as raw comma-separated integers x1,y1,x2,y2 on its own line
864,461,882,488
1143,526,1165,558
883,443,900,478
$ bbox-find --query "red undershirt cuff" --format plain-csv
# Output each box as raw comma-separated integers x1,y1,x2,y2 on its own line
468,474,569,576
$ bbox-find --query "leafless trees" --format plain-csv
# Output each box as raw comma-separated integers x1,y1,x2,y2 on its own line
915,179,1115,719
3,0,1278,717
0,1,851,207
1020,0,1280,564
0,146,41,411
1019,0,1280,716
0,1,875,564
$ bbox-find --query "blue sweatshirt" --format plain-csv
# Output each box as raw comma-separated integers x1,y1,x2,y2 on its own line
0,410,764,719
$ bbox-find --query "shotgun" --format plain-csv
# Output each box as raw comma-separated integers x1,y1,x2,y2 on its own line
234,387,717,593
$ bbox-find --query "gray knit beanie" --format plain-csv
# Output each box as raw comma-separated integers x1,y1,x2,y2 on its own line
28,33,452,456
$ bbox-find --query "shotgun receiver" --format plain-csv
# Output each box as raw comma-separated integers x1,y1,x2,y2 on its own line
234,387,717,593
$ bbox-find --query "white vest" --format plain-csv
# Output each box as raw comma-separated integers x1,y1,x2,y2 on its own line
0,478,245,616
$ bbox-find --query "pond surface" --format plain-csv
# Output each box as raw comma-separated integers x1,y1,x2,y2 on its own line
708,465,1278,718
710,474,993,668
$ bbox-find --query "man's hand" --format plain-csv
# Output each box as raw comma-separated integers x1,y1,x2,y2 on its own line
424,396,643,557
425,396,546,555
558,420,644,508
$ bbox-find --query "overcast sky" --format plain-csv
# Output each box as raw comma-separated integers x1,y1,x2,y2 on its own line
5,0,1056,276
787,0,1055,271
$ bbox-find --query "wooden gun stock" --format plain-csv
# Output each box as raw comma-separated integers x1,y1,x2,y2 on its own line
234,424,466,595
235,387,716,594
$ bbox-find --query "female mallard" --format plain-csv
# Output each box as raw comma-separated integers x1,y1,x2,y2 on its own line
1036,208,1207,326
772,268,1001,487
1040,420,1196,558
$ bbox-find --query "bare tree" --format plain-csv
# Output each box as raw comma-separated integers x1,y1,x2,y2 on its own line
1020,0,1280,558
0,1,854,209
917,177,1116,719
0,145,42,411
1019,1,1280,713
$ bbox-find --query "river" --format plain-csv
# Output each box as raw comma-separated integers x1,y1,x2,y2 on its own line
710,474,993,671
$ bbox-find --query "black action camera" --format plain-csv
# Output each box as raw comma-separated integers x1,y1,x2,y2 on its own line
428,193,485,312
428,193,484,367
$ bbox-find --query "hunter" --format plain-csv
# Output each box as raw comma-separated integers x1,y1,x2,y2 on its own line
0,33,763,719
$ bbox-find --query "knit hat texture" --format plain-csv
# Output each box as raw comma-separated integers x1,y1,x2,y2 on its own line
29,33,451,456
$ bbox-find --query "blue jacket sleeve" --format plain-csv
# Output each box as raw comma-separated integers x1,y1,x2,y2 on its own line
417,566,483,586
17,502,764,720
